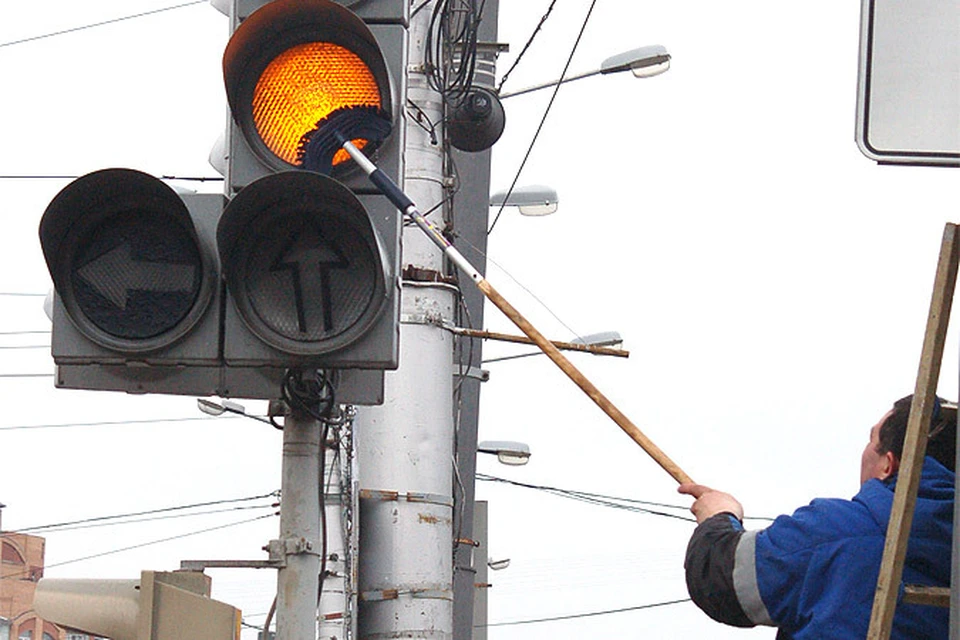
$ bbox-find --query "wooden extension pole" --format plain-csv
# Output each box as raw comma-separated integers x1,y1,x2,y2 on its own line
477,278,694,485
866,223,960,639
341,138,694,486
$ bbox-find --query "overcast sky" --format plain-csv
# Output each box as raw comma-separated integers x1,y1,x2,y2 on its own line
1,1,957,638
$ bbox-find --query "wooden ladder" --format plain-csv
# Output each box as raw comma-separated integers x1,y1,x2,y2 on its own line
867,222,959,639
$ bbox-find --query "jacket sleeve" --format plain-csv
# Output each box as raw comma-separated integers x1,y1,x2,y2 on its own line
685,512,780,628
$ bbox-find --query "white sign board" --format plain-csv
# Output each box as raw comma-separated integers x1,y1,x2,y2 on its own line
856,0,960,165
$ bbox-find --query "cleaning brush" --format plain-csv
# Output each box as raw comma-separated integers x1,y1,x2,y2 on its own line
297,105,393,175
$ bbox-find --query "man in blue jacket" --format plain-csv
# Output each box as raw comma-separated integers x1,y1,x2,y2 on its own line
680,395,955,639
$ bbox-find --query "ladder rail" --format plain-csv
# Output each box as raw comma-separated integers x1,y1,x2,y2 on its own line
866,223,960,639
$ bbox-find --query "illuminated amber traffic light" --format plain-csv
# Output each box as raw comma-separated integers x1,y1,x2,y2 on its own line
253,42,381,167
223,0,394,177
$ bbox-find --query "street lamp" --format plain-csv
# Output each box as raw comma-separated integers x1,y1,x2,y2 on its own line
489,184,558,217
197,398,275,426
482,331,623,364
477,440,531,466
498,45,671,99
571,331,624,348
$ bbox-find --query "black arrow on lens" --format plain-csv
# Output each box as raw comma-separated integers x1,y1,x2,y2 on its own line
270,227,349,334
76,244,196,309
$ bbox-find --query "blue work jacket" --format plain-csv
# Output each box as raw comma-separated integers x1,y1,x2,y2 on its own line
685,457,954,639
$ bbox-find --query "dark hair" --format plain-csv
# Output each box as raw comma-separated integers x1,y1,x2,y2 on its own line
877,395,956,470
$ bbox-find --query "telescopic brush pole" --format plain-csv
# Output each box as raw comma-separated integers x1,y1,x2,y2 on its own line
339,138,693,486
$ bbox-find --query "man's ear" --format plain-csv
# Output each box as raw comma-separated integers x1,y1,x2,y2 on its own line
881,451,900,480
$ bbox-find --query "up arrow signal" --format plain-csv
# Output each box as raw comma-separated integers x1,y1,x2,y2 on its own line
77,243,197,309
271,228,350,334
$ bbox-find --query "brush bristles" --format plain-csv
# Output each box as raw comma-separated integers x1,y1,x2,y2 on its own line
298,105,393,174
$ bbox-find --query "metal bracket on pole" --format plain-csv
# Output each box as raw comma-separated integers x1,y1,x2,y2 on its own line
400,312,448,328
268,537,321,559
455,365,489,382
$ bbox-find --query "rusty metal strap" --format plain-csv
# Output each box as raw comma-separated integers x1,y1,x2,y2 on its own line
359,489,454,508
360,587,453,602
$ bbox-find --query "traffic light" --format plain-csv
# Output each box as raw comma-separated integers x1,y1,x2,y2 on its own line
34,570,240,640
39,169,224,396
217,171,397,368
217,0,407,195
37,0,407,398
215,0,407,370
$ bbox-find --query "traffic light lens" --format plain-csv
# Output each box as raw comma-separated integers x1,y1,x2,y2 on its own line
241,209,380,343
218,171,391,359
70,212,203,340
253,42,381,166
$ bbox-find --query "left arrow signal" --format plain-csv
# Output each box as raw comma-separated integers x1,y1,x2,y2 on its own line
77,243,198,309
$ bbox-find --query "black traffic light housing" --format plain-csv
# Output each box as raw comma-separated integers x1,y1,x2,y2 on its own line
40,169,222,369
37,0,407,401
219,0,407,195
39,168,396,400
218,171,399,369
216,0,405,371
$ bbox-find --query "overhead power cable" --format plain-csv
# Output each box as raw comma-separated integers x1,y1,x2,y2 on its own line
478,473,775,523
0,415,242,432
0,175,222,182
16,491,280,534
0,1,206,49
478,473,695,523
496,0,559,92
27,504,278,534
447,232,583,340
44,512,278,571
0,175,79,181
0,512,277,581
481,597,691,627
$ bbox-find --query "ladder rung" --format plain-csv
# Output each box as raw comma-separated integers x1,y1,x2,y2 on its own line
902,585,950,607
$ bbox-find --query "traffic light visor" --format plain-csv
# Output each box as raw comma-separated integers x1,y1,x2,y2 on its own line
224,0,393,173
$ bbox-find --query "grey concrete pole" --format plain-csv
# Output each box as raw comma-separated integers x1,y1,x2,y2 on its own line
276,407,321,640
471,502,489,640
450,3,499,637
356,0,456,636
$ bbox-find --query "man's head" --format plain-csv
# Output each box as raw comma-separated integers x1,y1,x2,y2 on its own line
860,395,956,485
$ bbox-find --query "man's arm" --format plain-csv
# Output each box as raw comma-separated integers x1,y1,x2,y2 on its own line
684,512,756,627
679,483,774,628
